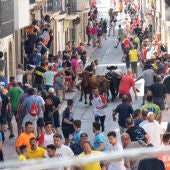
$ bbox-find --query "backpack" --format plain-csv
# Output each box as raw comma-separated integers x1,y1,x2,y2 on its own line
29,98,39,116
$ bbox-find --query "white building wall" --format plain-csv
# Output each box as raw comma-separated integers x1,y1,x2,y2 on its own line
14,0,30,30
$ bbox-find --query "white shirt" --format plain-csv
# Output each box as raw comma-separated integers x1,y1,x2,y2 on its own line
16,69,26,83
108,143,126,170
142,122,165,147
56,144,74,170
39,132,54,148
139,120,158,127
91,95,107,116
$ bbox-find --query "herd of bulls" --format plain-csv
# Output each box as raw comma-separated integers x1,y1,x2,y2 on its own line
79,65,122,105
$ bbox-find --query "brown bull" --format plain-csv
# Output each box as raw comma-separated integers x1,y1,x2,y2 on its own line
79,71,110,104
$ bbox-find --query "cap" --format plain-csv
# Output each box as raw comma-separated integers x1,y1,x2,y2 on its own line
0,82,5,86
48,87,55,94
80,133,88,137
24,83,31,87
0,85,4,92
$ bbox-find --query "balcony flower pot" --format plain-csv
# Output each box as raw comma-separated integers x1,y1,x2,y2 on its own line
73,17,80,25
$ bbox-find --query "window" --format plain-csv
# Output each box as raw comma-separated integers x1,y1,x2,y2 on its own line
29,0,35,4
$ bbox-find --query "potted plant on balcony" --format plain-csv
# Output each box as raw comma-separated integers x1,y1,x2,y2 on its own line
73,17,80,25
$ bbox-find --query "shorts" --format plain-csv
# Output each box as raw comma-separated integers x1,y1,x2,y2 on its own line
53,112,60,128
119,93,132,102
45,85,53,91
7,110,18,122
103,29,107,33
65,77,72,83
22,114,37,129
91,35,97,40
37,118,44,127
144,86,151,94
130,62,137,69
33,83,44,91
72,76,76,81
87,34,91,41
62,125,75,139
0,114,7,125
54,81,64,90
153,97,165,110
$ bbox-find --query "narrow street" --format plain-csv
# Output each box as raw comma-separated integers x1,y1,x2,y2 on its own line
2,0,170,164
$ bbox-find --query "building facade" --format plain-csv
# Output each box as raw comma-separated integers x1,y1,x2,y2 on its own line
0,0,90,80
0,0,15,79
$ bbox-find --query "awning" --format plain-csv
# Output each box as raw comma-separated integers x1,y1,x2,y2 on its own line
65,14,79,20
76,9,90,14
52,13,67,20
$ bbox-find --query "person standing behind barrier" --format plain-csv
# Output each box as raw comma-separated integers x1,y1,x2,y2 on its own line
142,112,165,147
27,137,46,159
107,131,125,170
121,133,148,170
93,122,107,152
53,133,74,170
16,121,35,155
78,141,107,170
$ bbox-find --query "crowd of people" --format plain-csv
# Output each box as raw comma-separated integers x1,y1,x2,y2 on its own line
0,0,170,169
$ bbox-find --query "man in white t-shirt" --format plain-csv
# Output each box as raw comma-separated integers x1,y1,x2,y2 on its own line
39,121,54,148
46,144,65,170
107,131,125,170
91,88,108,132
142,112,165,147
53,133,74,170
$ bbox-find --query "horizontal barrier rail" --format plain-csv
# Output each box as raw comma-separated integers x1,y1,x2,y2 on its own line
0,146,170,169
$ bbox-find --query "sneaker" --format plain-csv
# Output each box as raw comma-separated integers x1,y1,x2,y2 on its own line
9,134,15,139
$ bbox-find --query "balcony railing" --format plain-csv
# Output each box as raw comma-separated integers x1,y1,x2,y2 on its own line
29,0,35,4
44,0,62,13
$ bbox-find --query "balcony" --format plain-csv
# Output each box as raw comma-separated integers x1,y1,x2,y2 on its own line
44,0,62,13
